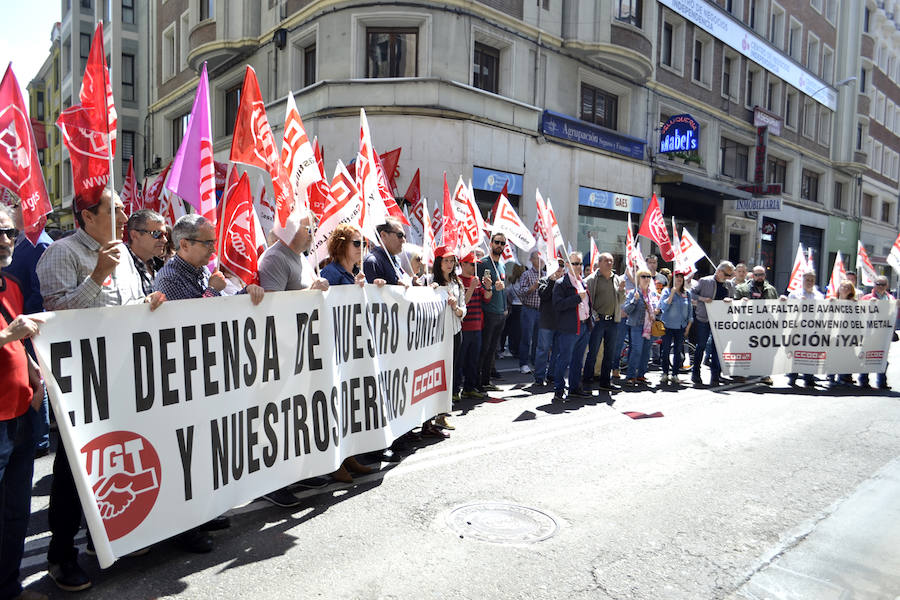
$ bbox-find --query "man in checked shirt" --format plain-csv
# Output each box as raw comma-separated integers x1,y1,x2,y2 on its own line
36,186,165,592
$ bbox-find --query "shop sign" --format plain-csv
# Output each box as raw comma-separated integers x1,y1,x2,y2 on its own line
659,114,699,153
736,197,782,211
578,186,642,213
472,167,523,196
541,110,645,160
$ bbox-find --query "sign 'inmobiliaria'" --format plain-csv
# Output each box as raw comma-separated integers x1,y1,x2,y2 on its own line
658,114,699,154
32,286,453,568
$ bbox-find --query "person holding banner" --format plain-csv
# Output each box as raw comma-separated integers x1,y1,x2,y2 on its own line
125,209,168,296
859,276,895,390
622,269,660,386
658,271,692,385
36,187,165,592
363,218,408,286
785,271,824,388
828,281,858,389
551,252,593,401
258,211,330,293
320,223,367,287
458,253,492,399
477,233,507,392
429,246,465,431
689,261,735,387
582,252,626,392
0,204,48,600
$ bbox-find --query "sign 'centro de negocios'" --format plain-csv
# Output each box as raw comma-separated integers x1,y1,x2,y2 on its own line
658,114,700,154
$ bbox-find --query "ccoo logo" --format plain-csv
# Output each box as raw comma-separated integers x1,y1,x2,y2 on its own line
81,431,162,541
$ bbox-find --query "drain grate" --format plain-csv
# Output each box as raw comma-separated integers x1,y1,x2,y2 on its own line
446,502,559,544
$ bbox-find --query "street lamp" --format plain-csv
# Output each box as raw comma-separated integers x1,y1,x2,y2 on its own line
809,76,858,101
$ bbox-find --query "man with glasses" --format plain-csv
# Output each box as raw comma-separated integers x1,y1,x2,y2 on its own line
860,276,894,389
363,217,406,286
125,209,167,295
734,265,778,385
551,252,593,401
583,252,626,392
258,211,329,293
690,261,735,387
477,233,508,391
37,186,165,591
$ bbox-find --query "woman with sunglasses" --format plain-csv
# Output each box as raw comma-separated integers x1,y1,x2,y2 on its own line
622,268,660,386
425,246,466,433
320,223,367,287
658,270,692,385
318,223,373,483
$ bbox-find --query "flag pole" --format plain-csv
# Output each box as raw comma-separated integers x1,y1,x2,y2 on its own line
97,21,117,242
216,166,231,270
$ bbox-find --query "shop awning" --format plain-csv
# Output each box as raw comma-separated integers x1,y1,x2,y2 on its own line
654,172,752,200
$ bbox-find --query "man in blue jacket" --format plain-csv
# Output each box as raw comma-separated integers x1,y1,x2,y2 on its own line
551,252,593,402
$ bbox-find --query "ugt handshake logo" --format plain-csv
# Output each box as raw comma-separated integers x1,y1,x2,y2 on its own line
81,432,162,541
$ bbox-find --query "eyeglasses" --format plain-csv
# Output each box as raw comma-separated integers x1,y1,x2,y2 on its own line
492,240,506,245
570,262,582,266
387,230,405,239
351,239,363,247
133,229,167,239
639,274,652,279
187,238,217,249
876,282,888,286
0,227,18,240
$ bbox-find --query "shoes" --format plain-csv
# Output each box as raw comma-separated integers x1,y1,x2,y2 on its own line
434,414,455,430
760,376,773,385
691,376,703,386
13,589,48,600
568,387,592,398
481,384,500,392
176,529,213,554
462,389,486,399
636,376,648,383
198,515,231,531
520,365,532,374
660,374,669,384
421,422,449,439
878,381,890,390
532,379,545,387
611,370,621,379
732,375,746,383
787,378,798,387
331,465,354,483
48,560,92,592
34,446,50,458
625,378,640,386
803,377,816,387
552,393,566,403
344,456,374,474
261,488,302,508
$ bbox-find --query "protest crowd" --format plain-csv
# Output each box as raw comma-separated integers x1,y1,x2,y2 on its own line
1,34,898,599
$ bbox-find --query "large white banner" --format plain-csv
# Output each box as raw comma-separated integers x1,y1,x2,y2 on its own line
708,299,896,376
32,285,453,568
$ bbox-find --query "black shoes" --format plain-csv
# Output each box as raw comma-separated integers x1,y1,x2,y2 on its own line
261,488,302,508
176,529,213,554
48,559,92,592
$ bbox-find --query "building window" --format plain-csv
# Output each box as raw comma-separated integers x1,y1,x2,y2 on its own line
172,113,189,157
802,99,816,137
766,156,787,186
693,39,703,82
860,67,867,93
366,28,418,78
121,53,135,102
857,123,863,150
882,201,892,223
580,83,618,130
661,22,673,67
720,138,749,180
200,0,214,21
36,91,44,121
788,19,801,61
224,85,241,136
162,24,176,81
785,88,797,128
822,46,833,84
122,0,134,24
862,193,873,217
80,32,91,74
800,169,819,202
806,35,819,75
473,42,500,93
749,0,757,28
81,0,92,8
770,4,785,48
722,56,732,97
616,0,642,28
833,181,844,211
746,65,759,108
864,6,870,33
121,130,135,178
304,45,316,88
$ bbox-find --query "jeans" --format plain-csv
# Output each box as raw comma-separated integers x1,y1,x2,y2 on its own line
479,312,507,385
626,325,652,379
534,328,558,382
554,324,591,395
0,409,36,600
583,318,619,385
614,319,629,371
859,366,888,388
48,430,83,565
32,389,49,452
692,320,721,381
518,307,540,367
660,328,685,376
459,330,482,391
500,305,521,356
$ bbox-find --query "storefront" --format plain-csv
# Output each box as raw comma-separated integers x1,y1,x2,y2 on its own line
825,216,860,278
472,166,523,211
576,186,643,270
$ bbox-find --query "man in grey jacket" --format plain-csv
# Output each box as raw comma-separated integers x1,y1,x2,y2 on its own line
582,252,626,391
690,261,735,387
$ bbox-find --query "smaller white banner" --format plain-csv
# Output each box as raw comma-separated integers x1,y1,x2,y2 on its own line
708,299,896,376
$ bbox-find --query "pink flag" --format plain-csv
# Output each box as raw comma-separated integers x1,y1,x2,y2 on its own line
167,63,216,224
120,157,139,216
825,251,845,299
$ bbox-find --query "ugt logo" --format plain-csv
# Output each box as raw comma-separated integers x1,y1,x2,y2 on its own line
81,431,162,541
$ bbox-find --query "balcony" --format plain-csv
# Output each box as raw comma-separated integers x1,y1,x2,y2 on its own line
563,23,653,82
187,20,257,72
858,93,870,115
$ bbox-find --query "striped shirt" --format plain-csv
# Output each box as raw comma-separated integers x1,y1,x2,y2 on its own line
516,267,541,310
154,255,221,300
460,275,485,331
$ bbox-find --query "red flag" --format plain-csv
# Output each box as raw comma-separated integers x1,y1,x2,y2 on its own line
374,151,409,225
217,173,260,286
214,160,229,199
55,23,117,196
120,157,139,216
0,65,52,243
216,164,240,225
637,194,675,261
440,173,459,250
379,147,401,196
488,182,506,224
229,66,292,229
307,139,329,220
143,162,171,214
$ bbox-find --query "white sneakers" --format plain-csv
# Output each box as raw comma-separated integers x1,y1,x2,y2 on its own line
520,365,532,374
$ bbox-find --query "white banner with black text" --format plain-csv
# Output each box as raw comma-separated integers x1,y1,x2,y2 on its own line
32,285,453,568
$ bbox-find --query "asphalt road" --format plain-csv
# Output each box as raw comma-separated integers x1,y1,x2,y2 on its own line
18,345,900,600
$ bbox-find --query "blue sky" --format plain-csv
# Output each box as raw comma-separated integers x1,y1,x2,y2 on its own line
1,1,62,110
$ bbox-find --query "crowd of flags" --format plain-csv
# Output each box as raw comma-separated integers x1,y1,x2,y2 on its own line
1,23,900,293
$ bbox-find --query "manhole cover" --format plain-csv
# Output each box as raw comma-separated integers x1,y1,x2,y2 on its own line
446,502,559,544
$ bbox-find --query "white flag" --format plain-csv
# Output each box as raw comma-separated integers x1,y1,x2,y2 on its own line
857,240,877,287
786,243,808,294
491,191,535,251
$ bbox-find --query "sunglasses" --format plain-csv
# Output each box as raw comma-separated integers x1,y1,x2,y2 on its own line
387,230,405,239
492,240,506,245
639,274,652,279
570,262,582,266
0,227,18,240
133,229,167,239
187,238,217,249
876,282,888,286
351,239,363,247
